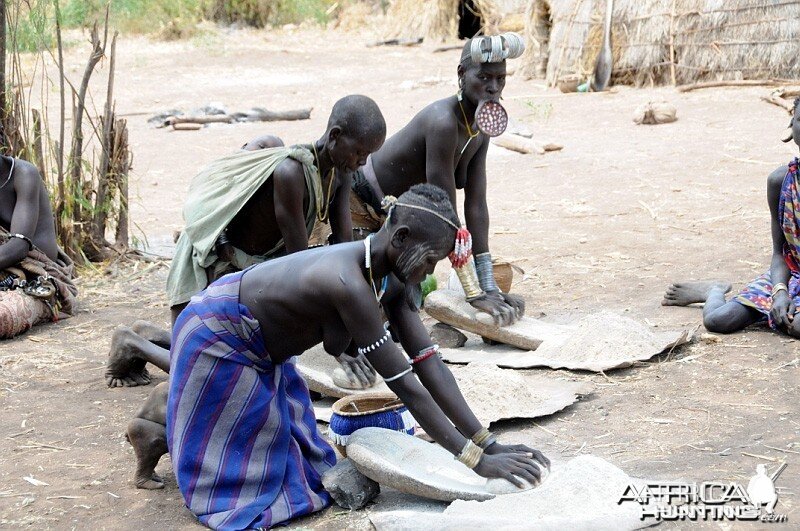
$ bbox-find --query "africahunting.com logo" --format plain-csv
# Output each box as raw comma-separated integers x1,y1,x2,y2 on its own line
619,464,788,523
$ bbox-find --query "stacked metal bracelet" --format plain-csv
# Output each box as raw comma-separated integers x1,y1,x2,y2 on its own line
471,427,497,449
357,330,391,356
474,252,499,293
454,257,485,301
456,439,483,469
772,283,788,298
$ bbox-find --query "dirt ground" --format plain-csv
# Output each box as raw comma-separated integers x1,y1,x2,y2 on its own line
1,26,798,529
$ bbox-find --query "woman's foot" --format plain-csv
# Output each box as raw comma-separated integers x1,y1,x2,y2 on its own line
106,327,151,387
662,281,732,306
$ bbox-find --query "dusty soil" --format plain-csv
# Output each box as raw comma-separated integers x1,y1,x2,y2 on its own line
1,26,798,529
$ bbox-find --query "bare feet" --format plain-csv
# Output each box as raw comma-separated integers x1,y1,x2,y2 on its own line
127,417,168,489
662,281,732,306
106,326,151,388
131,320,171,349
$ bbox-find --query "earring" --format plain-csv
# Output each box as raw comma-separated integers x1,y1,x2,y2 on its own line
457,79,464,101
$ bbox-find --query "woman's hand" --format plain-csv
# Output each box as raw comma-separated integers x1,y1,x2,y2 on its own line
770,291,795,329
335,352,377,388
472,452,547,488
484,442,550,470
469,294,517,326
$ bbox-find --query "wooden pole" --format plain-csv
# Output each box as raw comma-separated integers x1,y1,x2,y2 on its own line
669,0,676,86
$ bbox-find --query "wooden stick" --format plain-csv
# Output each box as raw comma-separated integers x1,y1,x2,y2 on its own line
492,133,545,154
678,79,797,92
171,122,202,131
760,94,794,114
669,0,677,86
165,115,233,126
773,87,800,99
433,44,463,53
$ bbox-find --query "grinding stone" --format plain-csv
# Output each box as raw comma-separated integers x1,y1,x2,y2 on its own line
346,428,542,502
371,455,656,531
448,363,592,426
425,290,572,350
296,344,391,398
438,310,691,372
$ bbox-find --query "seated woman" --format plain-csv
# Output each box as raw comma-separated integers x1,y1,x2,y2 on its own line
131,184,548,530
663,98,800,336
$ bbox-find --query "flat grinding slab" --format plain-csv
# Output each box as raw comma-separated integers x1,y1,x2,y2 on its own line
370,455,655,531
449,363,592,426
347,428,544,502
432,302,691,372
311,363,590,426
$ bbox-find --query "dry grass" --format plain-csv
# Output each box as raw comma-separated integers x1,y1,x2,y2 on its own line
523,0,800,86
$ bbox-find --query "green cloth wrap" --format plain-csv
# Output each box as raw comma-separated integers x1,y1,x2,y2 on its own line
167,145,322,307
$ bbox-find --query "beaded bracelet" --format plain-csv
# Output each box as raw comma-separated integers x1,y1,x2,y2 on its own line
411,344,440,367
9,233,33,251
456,439,483,469
474,252,499,293
357,330,391,356
454,258,485,301
471,427,497,449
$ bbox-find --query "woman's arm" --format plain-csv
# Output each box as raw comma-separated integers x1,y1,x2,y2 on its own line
332,271,543,485
384,279,548,464
329,170,354,244
767,166,793,329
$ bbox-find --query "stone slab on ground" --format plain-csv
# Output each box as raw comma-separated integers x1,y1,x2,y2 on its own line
448,363,592,426
296,345,391,398
370,455,654,531
347,428,540,502
312,364,590,427
321,458,380,510
425,290,572,350
438,308,691,372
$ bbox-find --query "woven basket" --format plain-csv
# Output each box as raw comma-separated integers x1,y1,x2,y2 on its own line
329,392,415,456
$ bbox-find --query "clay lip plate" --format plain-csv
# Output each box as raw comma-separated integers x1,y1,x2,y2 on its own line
346,427,544,502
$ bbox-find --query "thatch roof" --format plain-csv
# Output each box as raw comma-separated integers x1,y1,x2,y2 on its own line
521,0,800,86
384,0,526,41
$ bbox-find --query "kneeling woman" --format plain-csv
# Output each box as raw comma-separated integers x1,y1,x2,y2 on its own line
165,184,548,530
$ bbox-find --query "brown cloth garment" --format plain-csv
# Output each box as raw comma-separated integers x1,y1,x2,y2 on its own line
0,228,78,338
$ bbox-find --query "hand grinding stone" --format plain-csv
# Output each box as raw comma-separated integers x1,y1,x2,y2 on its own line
347,428,537,502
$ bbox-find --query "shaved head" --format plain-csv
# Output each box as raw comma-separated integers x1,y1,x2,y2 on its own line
327,94,386,141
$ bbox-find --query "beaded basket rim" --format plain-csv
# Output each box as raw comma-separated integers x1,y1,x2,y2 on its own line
331,392,405,417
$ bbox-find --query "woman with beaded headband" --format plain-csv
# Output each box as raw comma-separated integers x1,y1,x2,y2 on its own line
124,184,548,530
252,33,528,326
663,98,800,337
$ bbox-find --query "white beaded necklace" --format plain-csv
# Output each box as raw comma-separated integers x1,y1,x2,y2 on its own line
364,235,387,303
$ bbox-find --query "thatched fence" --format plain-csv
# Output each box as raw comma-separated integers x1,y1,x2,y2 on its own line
521,0,800,86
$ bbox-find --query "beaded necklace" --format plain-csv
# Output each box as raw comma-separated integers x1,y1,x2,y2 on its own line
364,234,388,303
457,98,481,155
311,143,336,224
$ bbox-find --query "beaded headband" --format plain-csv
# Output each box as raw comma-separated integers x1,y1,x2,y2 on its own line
385,198,472,268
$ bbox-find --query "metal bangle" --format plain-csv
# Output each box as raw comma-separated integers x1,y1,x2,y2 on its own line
454,258,485,300
474,252,499,293
772,283,789,298
456,439,483,469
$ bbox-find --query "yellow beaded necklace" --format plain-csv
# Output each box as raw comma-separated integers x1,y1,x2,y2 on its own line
311,143,336,224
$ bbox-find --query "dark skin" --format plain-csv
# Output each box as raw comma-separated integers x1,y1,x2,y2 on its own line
370,61,524,326
0,157,59,269
127,216,549,490
662,103,800,337
106,129,385,388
